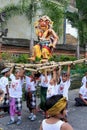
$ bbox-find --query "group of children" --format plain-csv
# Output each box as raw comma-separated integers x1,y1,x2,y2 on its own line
0,67,23,125
0,66,40,125
0,64,74,130
39,65,70,112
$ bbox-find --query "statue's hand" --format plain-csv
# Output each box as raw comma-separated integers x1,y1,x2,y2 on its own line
49,43,56,48
49,43,54,48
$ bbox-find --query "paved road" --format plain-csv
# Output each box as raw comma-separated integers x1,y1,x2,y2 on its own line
0,89,87,130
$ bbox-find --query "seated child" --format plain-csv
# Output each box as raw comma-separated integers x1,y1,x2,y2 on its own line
75,81,87,106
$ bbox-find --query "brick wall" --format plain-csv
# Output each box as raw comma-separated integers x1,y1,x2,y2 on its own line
1,38,85,58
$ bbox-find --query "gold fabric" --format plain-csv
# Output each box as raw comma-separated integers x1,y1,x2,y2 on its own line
42,47,52,59
33,44,41,58
47,97,67,116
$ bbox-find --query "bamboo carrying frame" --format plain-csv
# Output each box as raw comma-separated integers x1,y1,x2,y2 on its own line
4,58,87,72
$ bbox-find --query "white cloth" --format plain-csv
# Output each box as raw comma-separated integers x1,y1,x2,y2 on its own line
9,73,16,81
0,76,9,94
42,119,64,130
82,76,87,85
39,74,51,88
46,84,58,98
1,68,10,74
21,76,31,91
9,79,22,98
57,79,71,100
21,76,36,92
79,85,87,99
26,76,37,91
29,80,36,91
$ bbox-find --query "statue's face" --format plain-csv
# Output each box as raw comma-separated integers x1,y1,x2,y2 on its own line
39,19,48,28
45,19,50,25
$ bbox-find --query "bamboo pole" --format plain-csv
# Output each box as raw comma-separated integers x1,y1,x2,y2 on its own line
4,58,87,72
8,66,37,72
5,63,45,68
73,58,86,65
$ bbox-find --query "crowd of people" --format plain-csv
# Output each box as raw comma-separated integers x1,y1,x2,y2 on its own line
0,65,87,130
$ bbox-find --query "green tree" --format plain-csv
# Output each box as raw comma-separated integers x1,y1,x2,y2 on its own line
0,0,68,35
1,52,12,62
67,0,87,47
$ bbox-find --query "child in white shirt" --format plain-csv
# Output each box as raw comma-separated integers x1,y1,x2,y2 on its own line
75,81,87,106
47,69,58,99
7,69,22,125
19,68,38,121
0,68,11,112
39,70,51,111
81,72,87,86
57,65,71,101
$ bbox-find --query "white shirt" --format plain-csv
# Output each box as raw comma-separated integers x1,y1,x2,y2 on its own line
21,76,36,92
42,119,64,130
29,80,36,91
82,76,87,85
47,83,58,98
21,76,31,92
57,79,71,100
0,76,9,94
9,79,22,98
39,74,51,88
79,85,87,99
9,73,16,81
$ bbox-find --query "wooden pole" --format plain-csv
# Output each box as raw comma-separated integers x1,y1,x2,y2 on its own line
4,58,87,72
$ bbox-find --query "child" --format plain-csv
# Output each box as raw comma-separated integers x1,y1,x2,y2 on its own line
39,95,73,130
75,81,87,106
7,69,22,125
0,67,11,112
57,65,71,101
46,68,58,99
39,68,58,118
39,70,51,111
27,74,37,121
81,72,87,86
19,68,38,121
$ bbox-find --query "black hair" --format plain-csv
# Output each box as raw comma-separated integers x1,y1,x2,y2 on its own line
34,72,41,78
45,94,63,111
61,71,68,76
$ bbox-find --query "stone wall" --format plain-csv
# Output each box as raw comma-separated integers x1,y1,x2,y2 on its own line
0,0,37,40
0,0,20,8
1,38,85,58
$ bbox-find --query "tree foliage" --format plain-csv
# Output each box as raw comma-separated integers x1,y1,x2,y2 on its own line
0,0,68,37
67,0,87,47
